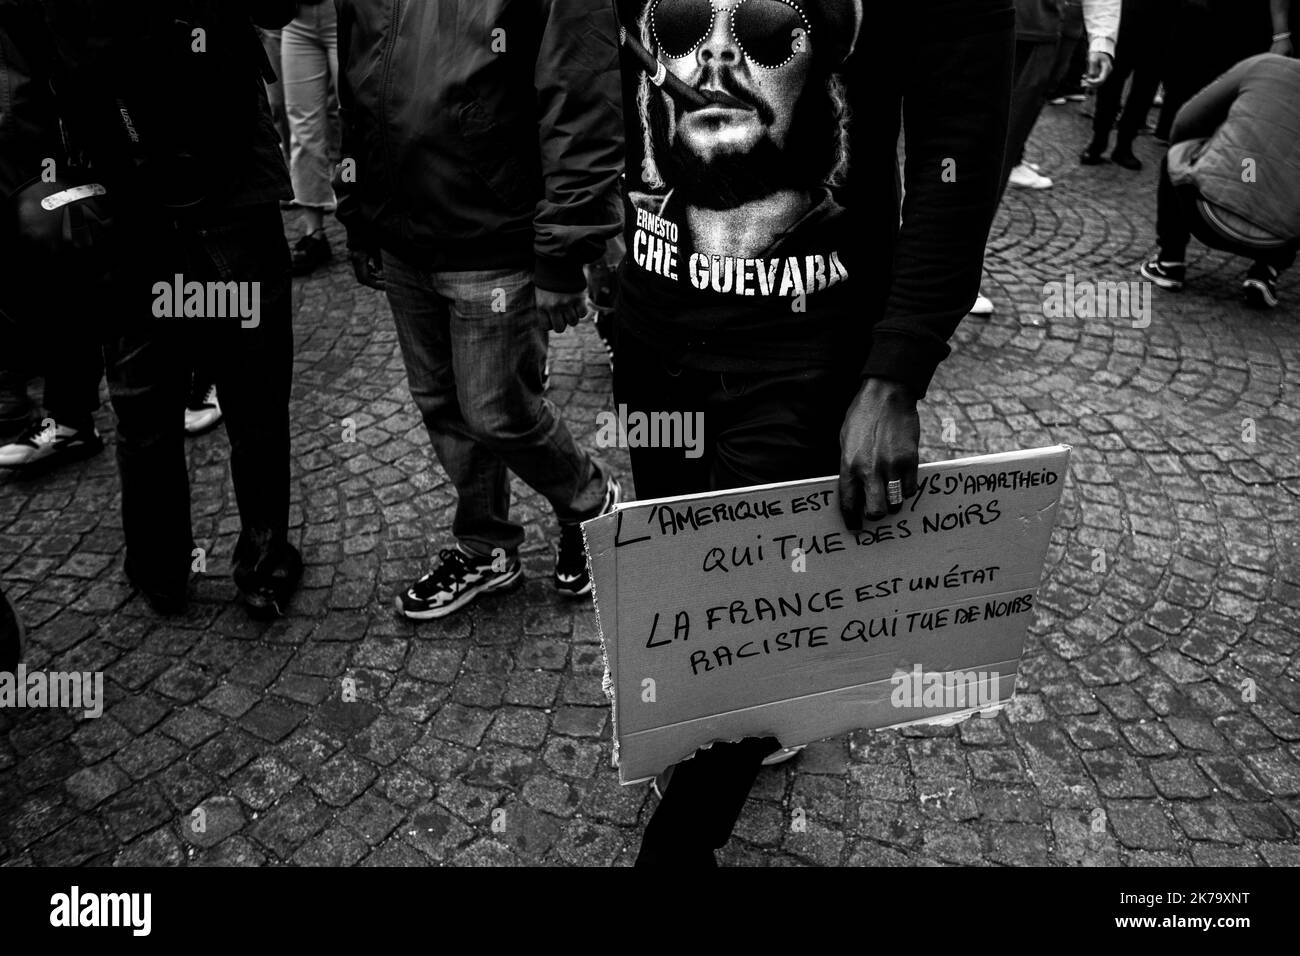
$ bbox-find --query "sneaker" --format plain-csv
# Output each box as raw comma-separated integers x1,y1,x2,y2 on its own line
555,474,621,597
1047,96,1067,106
1242,264,1279,309
1025,162,1042,172
1008,163,1053,189
760,744,806,767
1110,146,1142,171
290,230,331,276
1,587,25,675
969,293,995,316
1140,258,1186,290
184,381,222,435
0,418,103,469
236,542,303,619
1066,93,1087,102
396,546,522,620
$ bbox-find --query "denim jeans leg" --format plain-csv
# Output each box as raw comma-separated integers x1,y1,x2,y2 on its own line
282,6,338,211
382,252,521,558
435,268,606,523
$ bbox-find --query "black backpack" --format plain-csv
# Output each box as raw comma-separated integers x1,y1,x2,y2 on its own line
41,0,275,209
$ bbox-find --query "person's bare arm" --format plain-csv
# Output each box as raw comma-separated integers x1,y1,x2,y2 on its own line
1270,0,1292,56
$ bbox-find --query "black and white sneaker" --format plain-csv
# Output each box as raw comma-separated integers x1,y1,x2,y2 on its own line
554,475,621,597
1242,264,1280,309
396,546,523,620
0,418,103,469
184,381,222,435
1140,258,1186,290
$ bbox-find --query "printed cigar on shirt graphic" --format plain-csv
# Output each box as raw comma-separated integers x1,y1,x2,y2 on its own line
582,444,1069,783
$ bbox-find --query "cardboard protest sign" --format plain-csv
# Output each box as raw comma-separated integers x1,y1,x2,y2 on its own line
583,445,1070,784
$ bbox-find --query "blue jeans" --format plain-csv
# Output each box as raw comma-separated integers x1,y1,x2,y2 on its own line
382,252,606,557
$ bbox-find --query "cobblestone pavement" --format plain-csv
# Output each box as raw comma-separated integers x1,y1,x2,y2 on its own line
2,105,1298,867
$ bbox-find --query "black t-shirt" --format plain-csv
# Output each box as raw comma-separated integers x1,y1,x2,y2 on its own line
612,0,1016,399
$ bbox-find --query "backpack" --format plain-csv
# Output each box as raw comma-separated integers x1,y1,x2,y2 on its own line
41,0,273,208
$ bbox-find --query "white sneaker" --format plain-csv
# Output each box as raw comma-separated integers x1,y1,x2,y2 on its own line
0,419,103,468
184,383,222,435
969,293,995,316
1008,164,1053,189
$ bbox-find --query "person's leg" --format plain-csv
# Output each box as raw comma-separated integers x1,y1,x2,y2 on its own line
1000,39,1059,194
41,290,104,433
1087,41,1135,154
186,204,297,608
1154,155,1191,263
436,268,608,534
382,252,520,559
101,235,193,603
0,311,36,442
1114,7,1164,158
282,9,335,265
630,358,863,865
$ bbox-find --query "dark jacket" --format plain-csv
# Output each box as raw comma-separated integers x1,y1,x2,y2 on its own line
0,0,293,213
334,0,623,292
1168,54,1300,241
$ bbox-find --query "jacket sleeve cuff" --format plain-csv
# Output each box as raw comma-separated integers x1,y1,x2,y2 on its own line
533,254,588,294
1088,36,1116,59
861,331,949,400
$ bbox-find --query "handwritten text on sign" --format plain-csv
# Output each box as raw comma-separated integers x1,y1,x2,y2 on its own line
583,446,1070,783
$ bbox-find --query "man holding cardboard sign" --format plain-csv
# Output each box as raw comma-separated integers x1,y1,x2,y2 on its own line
607,0,1017,865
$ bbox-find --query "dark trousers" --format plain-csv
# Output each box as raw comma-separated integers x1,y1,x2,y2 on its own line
1155,156,1298,272
0,272,104,441
1089,0,1173,153
613,329,863,865
1000,38,1059,195
105,202,294,595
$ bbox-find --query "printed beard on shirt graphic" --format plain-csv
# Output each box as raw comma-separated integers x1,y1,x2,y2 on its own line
627,0,854,305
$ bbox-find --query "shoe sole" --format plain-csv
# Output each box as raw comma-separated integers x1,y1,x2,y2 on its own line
1009,180,1052,190
184,414,224,437
0,437,104,470
1140,264,1183,291
396,565,525,621
554,478,623,597
1242,279,1278,308
761,745,806,767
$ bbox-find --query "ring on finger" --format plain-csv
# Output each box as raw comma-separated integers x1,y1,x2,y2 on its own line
887,479,903,506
